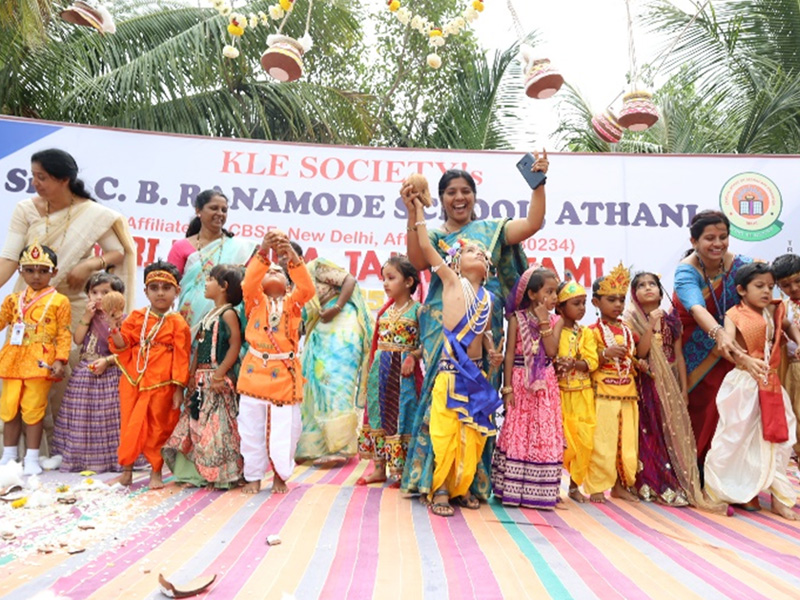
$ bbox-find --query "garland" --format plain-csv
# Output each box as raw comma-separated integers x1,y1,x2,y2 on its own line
386,0,486,69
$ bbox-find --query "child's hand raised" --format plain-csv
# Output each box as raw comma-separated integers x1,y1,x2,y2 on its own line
647,309,664,331
532,148,549,174
533,302,550,324
104,310,124,330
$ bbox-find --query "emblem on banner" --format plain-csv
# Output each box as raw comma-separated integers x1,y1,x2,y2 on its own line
719,172,783,241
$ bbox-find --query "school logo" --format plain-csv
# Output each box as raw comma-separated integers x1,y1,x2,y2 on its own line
719,172,783,241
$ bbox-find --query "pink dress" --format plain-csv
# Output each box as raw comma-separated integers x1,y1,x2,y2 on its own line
491,312,563,508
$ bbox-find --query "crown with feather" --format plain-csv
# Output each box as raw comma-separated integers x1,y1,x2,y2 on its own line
596,262,630,297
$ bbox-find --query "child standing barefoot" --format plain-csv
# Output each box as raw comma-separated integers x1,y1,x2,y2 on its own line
357,257,422,487
109,261,191,489
53,273,128,473
163,264,244,488
705,262,800,520
237,232,314,494
554,280,598,503
584,263,640,504
491,266,563,509
413,198,503,517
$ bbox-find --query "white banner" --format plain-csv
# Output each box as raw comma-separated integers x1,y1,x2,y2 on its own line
1,116,797,311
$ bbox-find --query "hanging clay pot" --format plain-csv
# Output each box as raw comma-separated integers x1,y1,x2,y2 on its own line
618,91,659,131
261,35,305,82
60,1,116,34
524,58,564,100
591,110,623,144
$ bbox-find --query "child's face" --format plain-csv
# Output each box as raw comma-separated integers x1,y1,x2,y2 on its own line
261,264,287,297
634,275,662,306
593,294,626,320
20,265,56,291
777,271,800,301
738,273,775,309
528,277,558,311
561,295,586,322
145,281,179,313
458,245,488,281
88,282,114,308
204,275,226,301
382,263,410,301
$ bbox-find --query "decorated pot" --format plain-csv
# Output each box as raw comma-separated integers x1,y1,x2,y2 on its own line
524,58,564,100
591,110,623,144
261,35,304,82
60,0,116,34
618,91,659,131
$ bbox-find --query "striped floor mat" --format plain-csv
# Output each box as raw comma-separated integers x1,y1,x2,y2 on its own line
1,459,799,599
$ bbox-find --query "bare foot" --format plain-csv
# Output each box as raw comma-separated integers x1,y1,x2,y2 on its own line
771,495,799,521
569,487,588,503
148,470,165,490
272,476,288,494
313,455,349,469
610,482,639,503
356,466,387,486
112,468,133,487
589,492,606,504
554,496,568,510
242,480,261,494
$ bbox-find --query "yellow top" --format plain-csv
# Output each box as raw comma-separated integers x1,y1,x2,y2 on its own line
0,286,72,379
589,322,639,401
557,325,598,392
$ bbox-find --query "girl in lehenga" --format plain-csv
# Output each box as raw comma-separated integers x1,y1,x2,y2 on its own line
162,264,244,489
492,266,562,509
357,256,422,486
626,272,727,513
296,259,373,467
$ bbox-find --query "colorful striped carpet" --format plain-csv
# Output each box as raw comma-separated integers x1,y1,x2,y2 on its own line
2,459,799,600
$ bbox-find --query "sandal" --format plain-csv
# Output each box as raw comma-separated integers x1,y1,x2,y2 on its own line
451,494,480,510
430,499,454,517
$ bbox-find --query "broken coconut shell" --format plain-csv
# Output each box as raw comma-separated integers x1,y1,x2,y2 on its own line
158,573,216,598
100,290,126,320
405,173,432,207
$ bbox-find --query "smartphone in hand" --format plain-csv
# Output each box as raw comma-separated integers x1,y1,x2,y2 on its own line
516,153,547,190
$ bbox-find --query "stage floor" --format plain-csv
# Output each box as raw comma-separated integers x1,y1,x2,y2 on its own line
2,459,799,600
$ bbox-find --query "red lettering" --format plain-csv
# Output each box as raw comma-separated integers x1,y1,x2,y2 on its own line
471,170,483,185
564,257,592,286
299,156,317,179
133,236,160,267
347,159,369,182
358,250,382,281
246,152,266,175
344,250,361,276
268,154,289,177
304,247,318,263
385,161,404,183
221,151,244,174
320,157,345,180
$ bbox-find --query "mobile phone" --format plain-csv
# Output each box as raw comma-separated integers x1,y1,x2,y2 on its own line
516,153,547,190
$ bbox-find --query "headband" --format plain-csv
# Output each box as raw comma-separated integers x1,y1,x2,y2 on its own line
557,279,586,303
145,270,178,287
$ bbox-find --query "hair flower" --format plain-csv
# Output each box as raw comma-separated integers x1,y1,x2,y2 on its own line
222,44,240,59
269,5,284,19
279,0,294,11
387,0,400,12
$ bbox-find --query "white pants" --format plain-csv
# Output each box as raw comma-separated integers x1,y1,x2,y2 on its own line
238,395,302,483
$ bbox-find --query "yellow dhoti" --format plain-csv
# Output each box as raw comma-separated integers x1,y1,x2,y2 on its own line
429,372,487,500
584,398,639,494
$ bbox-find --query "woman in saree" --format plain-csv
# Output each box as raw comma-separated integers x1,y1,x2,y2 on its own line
0,149,136,451
296,258,373,467
168,189,256,333
400,152,549,502
673,210,752,466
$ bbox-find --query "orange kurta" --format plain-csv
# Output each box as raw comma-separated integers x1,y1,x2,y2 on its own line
237,253,315,404
110,309,191,470
0,286,72,379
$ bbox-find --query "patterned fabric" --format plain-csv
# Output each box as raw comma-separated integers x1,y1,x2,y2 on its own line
633,318,688,505
162,307,243,487
674,254,750,462
173,236,256,332
298,260,373,460
492,312,563,508
359,302,420,477
53,317,125,472
401,219,528,500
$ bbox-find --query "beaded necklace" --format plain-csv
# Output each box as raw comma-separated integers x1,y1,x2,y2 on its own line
268,295,285,330
198,303,231,343
461,277,489,334
599,318,635,377
136,307,168,374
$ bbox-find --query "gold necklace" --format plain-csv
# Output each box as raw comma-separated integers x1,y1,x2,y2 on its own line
45,195,75,251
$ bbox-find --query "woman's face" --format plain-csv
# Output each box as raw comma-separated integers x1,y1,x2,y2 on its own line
692,223,729,264
197,195,229,233
441,177,475,224
31,161,69,201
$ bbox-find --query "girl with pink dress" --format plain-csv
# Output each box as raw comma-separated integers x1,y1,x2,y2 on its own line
492,266,563,509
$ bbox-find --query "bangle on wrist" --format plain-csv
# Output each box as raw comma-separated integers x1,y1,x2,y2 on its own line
98,255,107,270
79,319,91,326
415,220,427,227
407,224,417,232
707,324,723,340
500,386,513,395
212,374,225,382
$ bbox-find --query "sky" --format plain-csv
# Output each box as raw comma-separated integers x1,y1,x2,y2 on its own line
468,0,693,149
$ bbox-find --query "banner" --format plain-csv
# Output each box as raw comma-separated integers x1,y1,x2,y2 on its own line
1,116,797,311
